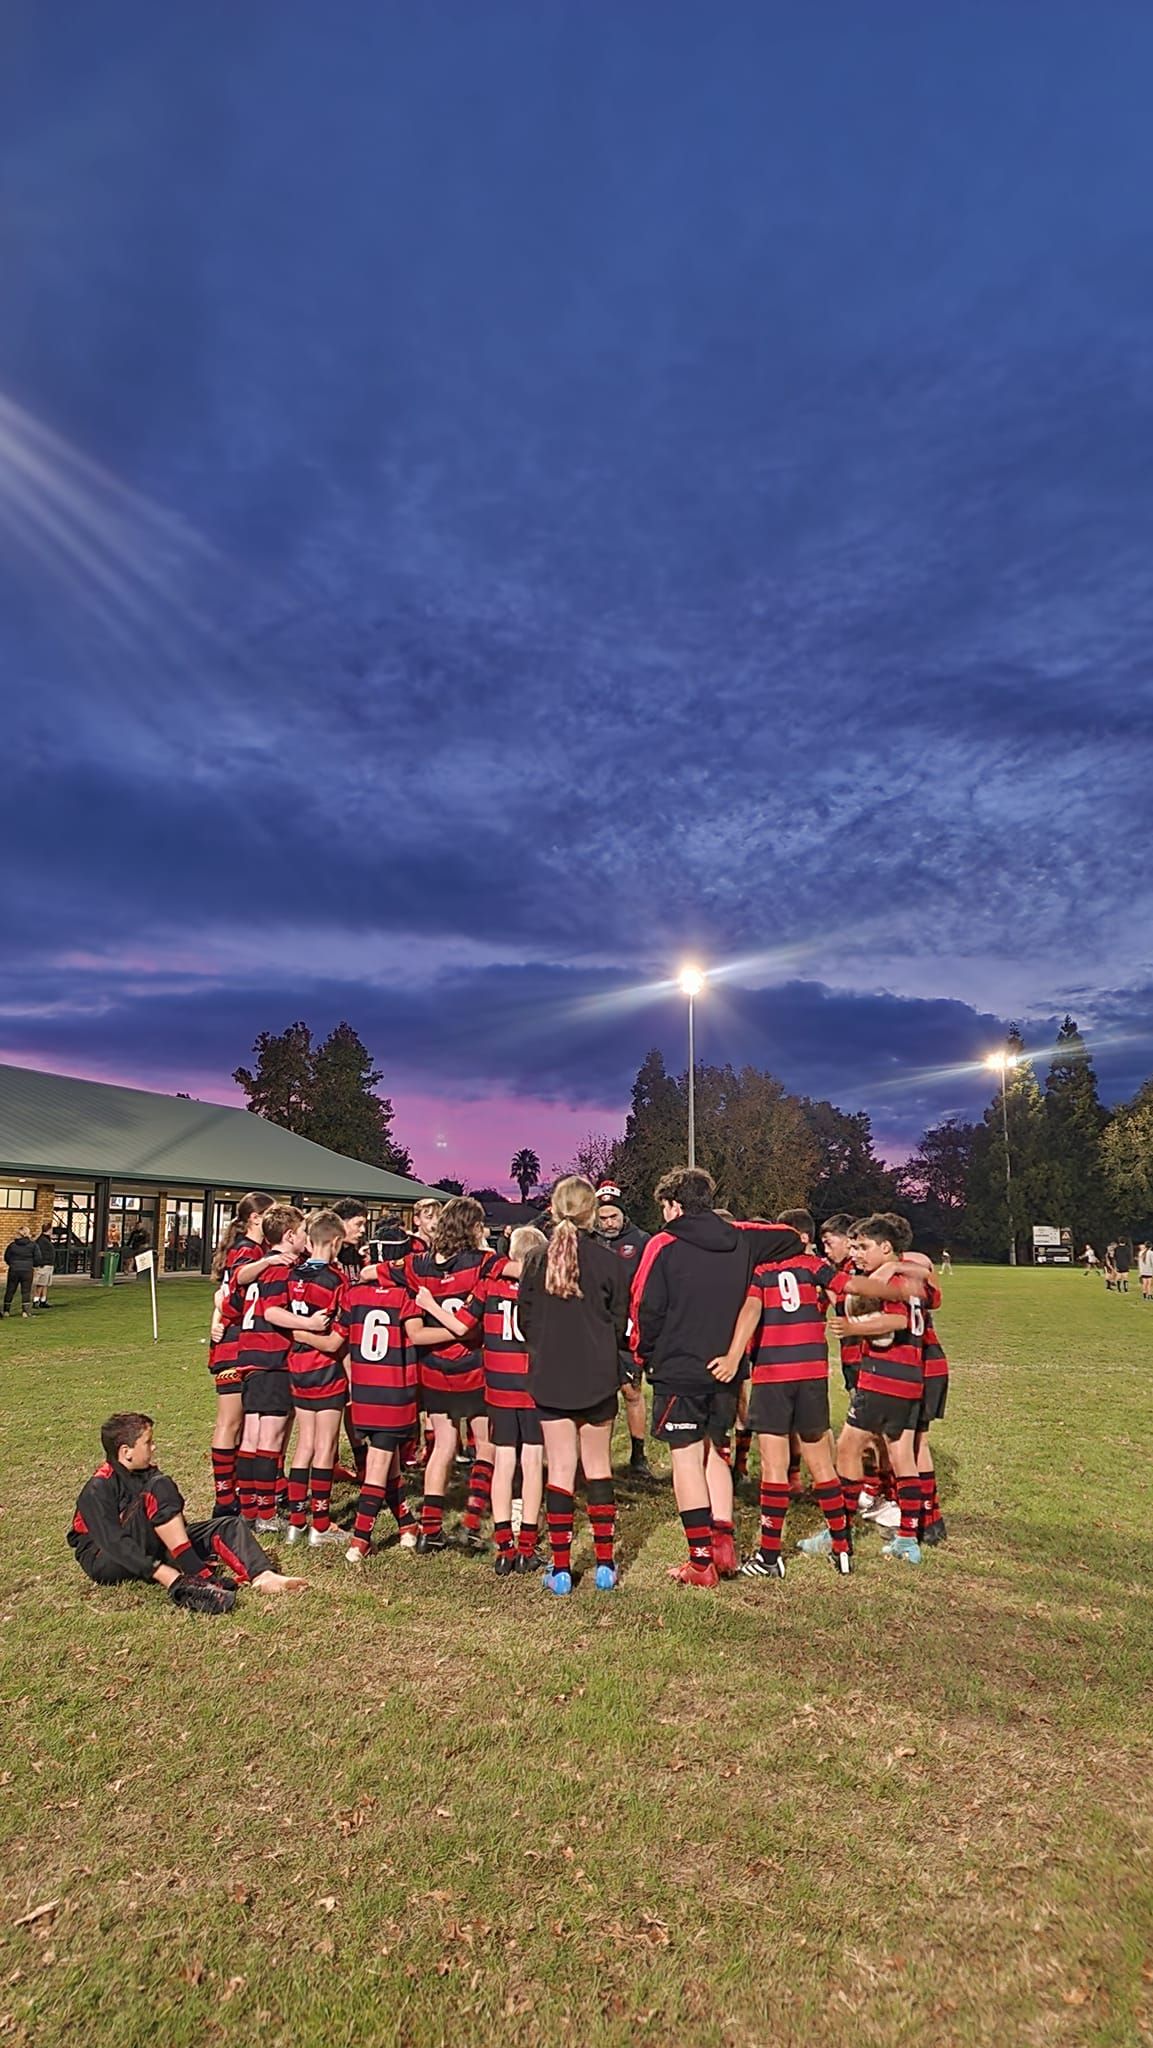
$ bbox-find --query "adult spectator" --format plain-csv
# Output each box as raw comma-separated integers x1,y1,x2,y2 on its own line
332,1199,368,1279
1114,1238,1132,1294
372,1212,410,1262
125,1220,151,1276
2,1227,38,1318
594,1181,654,1481
629,1167,801,1586
31,1221,56,1309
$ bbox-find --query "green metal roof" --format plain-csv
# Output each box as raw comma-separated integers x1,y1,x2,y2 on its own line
0,1062,447,1205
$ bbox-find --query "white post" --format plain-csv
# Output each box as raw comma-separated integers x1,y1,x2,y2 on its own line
136,1249,159,1342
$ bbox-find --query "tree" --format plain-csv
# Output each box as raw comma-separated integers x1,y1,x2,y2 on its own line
800,1099,899,1218
469,1188,505,1205
964,1029,1047,1261
614,1049,689,1225
552,1132,622,1189
694,1065,819,1221
509,1148,542,1203
433,1178,465,1197
310,1023,413,1176
233,1019,412,1175
233,1021,314,1130
612,1049,818,1228
897,1118,979,1248
1037,1017,1111,1247
1103,1081,1153,1222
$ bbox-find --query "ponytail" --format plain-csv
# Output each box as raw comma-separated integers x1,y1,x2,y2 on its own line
544,1175,598,1298
210,1190,273,1280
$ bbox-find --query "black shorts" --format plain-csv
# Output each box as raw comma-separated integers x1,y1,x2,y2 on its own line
423,1387,486,1424
918,1377,949,1429
535,1393,618,1428
747,1378,830,1440
489,1406,544,1449
650,1382,739,1449
846,1388,920,1443
241,1369,294,1418
213,1366,243,1394
360,1426,413,1453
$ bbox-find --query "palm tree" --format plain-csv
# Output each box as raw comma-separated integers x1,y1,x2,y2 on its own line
510,1147,542,1203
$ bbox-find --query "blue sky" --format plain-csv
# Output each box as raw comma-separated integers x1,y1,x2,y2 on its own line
2,2,1151,1183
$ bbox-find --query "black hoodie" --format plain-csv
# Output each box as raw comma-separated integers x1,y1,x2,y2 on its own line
630,1213,802,1392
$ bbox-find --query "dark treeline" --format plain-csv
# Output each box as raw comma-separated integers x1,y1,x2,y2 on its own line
235,1016,1150,1260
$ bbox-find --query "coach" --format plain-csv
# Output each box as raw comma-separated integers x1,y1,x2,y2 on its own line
629,1168,800,1585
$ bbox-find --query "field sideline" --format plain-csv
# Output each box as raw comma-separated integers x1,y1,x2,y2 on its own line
1,1270,1152,2048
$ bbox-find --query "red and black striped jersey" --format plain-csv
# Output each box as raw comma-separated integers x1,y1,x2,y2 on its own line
337,1275,420,1434
454,1257,532,1410
747,1252,834,1383
922,1278,949,1380
234,1256,298,1372
857,1294,925,1402
288,1259,346,1404
211,1237,266,1366
827,1260,864,1367
404,1249,490,1398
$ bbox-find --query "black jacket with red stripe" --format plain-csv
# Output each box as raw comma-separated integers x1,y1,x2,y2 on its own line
630,1213,802,1392
67,1461,181,1557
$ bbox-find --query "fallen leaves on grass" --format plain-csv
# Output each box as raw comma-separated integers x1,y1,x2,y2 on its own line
11,1903,58,1930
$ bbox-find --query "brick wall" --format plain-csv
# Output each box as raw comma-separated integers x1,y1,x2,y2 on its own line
0,1186,55,1264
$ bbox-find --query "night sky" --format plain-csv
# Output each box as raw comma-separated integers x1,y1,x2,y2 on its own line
3,2,1152,1188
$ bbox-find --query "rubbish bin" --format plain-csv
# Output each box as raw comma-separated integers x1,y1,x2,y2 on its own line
101,1250,118,1287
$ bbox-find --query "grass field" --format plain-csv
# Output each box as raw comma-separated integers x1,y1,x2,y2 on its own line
1,1269,1152,2048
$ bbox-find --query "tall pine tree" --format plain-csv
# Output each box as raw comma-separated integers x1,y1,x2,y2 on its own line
1038,1017,1110,1245
310,1023,412,1175
233,1022,315,1130
233,1020,412,1175
964,1029,1047,1261
800,1098,899,1217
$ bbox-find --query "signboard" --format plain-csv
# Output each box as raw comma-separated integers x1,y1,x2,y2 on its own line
1032,1225,1061,1247
1033,1223,1073,1266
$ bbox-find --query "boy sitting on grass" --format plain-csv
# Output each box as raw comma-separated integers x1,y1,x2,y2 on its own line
67,1413,306,1613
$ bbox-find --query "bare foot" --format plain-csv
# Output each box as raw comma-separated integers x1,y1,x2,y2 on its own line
251,1570,307,1594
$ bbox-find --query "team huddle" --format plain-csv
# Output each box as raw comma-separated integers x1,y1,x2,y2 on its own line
67,1168,949,1610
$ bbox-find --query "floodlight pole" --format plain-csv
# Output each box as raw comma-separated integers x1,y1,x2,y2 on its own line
686,991,696,1169
1000,1068,1016,1267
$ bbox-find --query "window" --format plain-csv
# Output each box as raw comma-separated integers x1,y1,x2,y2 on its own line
164,1197,205,1272
0,1187,36,1211
52,1192,95,1275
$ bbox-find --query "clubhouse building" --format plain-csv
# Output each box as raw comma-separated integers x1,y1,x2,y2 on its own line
0,1062,445,1280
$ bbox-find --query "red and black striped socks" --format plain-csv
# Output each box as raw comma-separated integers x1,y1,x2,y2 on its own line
838,1472,863,1522
286,1465,310,1530
421,1494,446,1541
758,1480,790,1559
384,1468,415,1537
235,1450,259,1522
517,1514,540,1559
493,1519,515,1561
352,1484,386,1550
814,1479,851,1556
545,1486,574,1572
311,1467,334,1533
918,1469,940,1531
586,1479,616,1567
462,1458,494,1535
897,1477,922,1539
680,1505,713,1566
211,1446,238,1513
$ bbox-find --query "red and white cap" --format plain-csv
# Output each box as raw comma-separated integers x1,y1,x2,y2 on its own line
595,1182,623,1205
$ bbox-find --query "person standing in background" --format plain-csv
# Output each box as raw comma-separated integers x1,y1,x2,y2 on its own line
31,1220,56,1308
2,1227,37,1317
